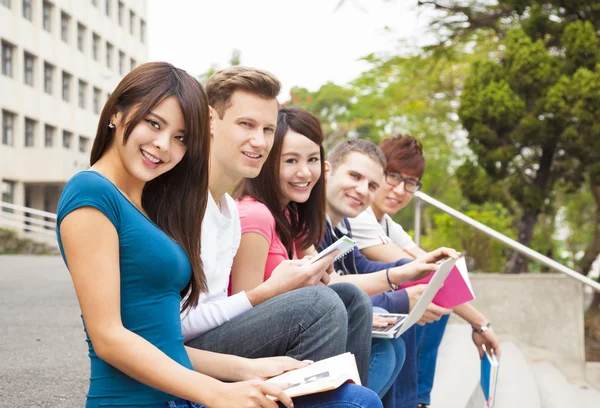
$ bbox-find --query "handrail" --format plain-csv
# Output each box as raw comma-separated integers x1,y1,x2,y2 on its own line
0,202,57,219
413,191,600,293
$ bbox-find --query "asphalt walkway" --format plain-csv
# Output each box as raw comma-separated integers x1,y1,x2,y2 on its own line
1,255,87,407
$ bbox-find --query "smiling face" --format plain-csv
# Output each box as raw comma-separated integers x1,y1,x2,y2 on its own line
111,96,187,183
372,171,420,216
325,151,384,223
279,130,322,205
210,90,279,185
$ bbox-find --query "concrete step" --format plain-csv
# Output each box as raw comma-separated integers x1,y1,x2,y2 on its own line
531,361,600,408
430,324,540,408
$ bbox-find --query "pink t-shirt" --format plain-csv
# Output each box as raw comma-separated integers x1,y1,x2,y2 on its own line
236,197,297,282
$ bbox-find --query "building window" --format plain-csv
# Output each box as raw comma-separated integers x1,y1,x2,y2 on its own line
129,10,135,35
2,110,16,146
92,33,100,61
105,0,110,17
2,180,15,205
93,87,101,114
1,41,14,77
44,124,55,147
78,80,87,109
62,71,72,102
140,19,146,43
79,135,89,153
44,62,54,94
1,0,11,9
62,130,73,149
77,23,86,52
61,12,70,43
22,0,32,21
130,57,136,72
118,50,125,75
42,1,53,32
24,118,36,147
23,51,35,86
117,1,123,25
106,42,113,69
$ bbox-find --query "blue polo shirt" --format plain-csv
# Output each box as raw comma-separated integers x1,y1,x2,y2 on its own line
56,171,195,407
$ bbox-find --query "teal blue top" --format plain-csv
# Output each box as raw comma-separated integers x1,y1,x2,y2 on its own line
56,171,195,407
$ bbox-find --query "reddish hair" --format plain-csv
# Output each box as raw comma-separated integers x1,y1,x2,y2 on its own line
379,134,425,178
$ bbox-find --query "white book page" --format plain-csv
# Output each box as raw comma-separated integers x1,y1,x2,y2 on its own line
266,353,360,397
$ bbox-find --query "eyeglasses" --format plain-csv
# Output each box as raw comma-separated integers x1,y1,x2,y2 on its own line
385,171,422,193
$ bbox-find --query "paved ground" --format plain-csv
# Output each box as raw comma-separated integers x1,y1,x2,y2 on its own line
1,255,87,407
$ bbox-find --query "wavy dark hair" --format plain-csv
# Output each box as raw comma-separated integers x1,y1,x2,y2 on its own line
90,62,210,313
233,107,326,257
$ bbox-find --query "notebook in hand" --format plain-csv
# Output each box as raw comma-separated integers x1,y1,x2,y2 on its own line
265,352,361,399
372,257,458,339
480,347,500,408
310,236,356,264
398,256,475,309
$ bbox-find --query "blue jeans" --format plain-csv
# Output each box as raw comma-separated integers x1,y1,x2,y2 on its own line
392,325,418,408
154,400,204,408
289,383,383,407
415,314,449,405
155,384,382,408
369,307,406,400
371,295,418,408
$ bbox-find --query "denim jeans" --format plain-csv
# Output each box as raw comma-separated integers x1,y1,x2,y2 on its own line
369,307,406,400
415,314,450,405
186,284,373,385
289,383,383,408
371,294,418,408
154,400,204,408
392,325,418,408
156,384,382,408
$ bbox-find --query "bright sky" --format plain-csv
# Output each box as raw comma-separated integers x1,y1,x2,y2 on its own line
147,0,436,100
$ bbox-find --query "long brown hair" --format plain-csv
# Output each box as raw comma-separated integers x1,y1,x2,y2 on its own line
90,62,210,312
233,107,326,257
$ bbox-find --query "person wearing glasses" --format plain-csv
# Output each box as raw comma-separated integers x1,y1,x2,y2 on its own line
347,134,501,408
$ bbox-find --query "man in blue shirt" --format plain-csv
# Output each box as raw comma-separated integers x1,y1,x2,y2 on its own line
319,139,455,408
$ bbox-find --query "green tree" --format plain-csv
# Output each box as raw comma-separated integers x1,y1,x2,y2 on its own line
419,1,600,274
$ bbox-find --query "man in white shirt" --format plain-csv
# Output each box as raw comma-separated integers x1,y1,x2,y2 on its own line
181,66,374,384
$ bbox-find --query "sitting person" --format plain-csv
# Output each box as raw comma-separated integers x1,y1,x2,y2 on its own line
56,62,381,408
319,138,461,408
348,134,502,408
179,66,382,406
229,107,406,404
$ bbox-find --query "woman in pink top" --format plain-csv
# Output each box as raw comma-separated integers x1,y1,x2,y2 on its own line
231,108,407,405
231,107,326,287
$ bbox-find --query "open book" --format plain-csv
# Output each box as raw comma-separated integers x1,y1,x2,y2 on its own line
481,347,500,408
373,257,458,338
399,256,475,309
266,353,360,399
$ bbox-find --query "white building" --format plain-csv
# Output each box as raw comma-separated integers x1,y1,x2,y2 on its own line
0,0,148,227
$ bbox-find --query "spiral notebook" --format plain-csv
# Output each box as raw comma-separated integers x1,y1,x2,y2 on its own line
310,236,356,264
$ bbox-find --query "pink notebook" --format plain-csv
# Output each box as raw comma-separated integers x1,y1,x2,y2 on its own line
399,257,475,308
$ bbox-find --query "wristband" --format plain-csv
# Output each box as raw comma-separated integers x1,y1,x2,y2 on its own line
472,321,491,333
385,268,398,291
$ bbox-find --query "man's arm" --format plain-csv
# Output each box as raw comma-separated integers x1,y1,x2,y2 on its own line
361,242,426,262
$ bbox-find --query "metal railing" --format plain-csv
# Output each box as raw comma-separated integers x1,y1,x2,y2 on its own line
0,201,57,244
413,191,600,292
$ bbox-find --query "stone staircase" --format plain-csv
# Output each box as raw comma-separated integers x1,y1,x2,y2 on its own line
430,324,600,408
427,272,600,408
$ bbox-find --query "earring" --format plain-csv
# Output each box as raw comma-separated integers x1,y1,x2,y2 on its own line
108,121,115,129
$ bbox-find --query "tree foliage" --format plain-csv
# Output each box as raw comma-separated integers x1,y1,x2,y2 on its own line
419,0,600,273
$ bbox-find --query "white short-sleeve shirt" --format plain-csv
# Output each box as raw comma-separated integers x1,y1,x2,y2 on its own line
349,206,416,251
